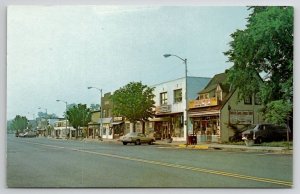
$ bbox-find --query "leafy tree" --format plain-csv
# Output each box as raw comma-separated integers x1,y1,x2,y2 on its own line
37,112,58,119
224,6,293,125
67,103,76,110
90,104,100,111
111,82,155,133
264,100,292,125
10,115,28,133
66,104,91,138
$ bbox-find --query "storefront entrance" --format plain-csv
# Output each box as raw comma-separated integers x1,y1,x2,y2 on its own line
192,116,220,143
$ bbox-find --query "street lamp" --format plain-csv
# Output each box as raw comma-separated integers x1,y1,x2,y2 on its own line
38,107,48,136
56,99,70,139
163,54,189,145
88,86,103,140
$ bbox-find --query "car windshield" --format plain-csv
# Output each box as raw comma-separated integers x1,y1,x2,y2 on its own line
124,133,137,137
246,124,257,130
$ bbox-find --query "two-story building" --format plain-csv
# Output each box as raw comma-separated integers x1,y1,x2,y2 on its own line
99,92,126,139
188,72,264,143
53,119,76,139
87,110,100,138
152,76,211,142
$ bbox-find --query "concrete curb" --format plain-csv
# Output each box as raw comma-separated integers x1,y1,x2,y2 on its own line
154,141,292,154
45,137,293,154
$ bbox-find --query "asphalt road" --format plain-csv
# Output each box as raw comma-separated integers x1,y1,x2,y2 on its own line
6,135,293,188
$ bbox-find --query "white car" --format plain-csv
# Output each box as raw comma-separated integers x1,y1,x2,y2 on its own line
120,132,155,145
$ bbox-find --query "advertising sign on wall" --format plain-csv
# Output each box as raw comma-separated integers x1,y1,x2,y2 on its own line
230,110,253,124
189,97,218,108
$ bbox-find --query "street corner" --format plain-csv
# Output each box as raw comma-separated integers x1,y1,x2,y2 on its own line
178,144,209,150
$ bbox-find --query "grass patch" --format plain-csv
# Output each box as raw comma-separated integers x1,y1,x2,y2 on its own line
224,141,293,148
259,141,293,148
222,141,245,145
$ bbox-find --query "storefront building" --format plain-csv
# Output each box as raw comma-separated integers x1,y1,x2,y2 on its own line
53,119,76,139
189,73,264,143
87,110,100,138
152,77,211,141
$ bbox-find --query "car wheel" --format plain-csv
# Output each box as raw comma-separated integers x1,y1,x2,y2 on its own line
255,137,263,144
148,140,154,145
135,139,141,145
123,142,127,145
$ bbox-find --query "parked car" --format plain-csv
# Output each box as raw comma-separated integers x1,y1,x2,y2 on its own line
120,132,155,145
20,131,37,138
17,132,25,137
241,124,291,144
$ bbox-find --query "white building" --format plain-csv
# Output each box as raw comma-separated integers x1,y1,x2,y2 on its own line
151,76,211,141
53,119,76,139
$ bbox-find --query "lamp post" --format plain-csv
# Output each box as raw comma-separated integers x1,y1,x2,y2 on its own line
38,107,48,136
163,54,189,145
88,86,103,140
56,99,70,139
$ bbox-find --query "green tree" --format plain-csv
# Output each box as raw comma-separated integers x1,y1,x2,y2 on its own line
66,104,91,138
90,104,100,111
111,82,155,133
10,115,28,133
224,6,293,125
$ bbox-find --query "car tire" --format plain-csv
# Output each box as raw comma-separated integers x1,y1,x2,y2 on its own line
255,137,263,144
123,142,127,145
135,139,141,145
148,140,154,145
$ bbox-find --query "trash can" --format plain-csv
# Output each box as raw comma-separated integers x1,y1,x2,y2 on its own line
188,135,197,145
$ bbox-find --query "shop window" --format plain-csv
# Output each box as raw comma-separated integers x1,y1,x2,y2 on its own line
244,95,252,105
254,93,262,105
174,89,182,103
160,92,168,105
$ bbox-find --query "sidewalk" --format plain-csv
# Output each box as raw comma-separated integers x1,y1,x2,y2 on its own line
154,140,293,154
71,137,293,154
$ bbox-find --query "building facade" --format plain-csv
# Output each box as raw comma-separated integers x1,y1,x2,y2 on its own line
152,77,211,141
188,73,264,143
53,119,76,139
87,110,100,138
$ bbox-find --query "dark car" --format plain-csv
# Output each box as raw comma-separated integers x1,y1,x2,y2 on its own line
120,132,155,145
242,124,291,144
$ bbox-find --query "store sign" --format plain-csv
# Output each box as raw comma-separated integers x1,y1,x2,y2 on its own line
156,105,171,113
189,97,218,108
113,117,123,122
230,110,253,124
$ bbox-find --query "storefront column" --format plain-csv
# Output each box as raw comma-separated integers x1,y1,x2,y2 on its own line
130,123,134,133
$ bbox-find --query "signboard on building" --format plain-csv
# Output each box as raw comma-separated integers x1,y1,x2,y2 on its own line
189,97,218,108
156,105,171,113
230,110,253,125
113,117,123,122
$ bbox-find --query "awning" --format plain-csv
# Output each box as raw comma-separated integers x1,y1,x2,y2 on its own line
111,121,123,125
88,122,99,125
98,117,112,124
189,110,220,117
149,117,171,122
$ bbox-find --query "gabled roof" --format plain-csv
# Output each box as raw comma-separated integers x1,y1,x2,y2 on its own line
198,73,231,94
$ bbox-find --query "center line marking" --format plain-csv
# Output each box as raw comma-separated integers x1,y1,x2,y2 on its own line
22,140,292,187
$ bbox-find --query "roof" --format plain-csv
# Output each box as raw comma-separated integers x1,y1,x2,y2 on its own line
198,73,231,94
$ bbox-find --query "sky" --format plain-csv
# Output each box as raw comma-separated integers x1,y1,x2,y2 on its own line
7,6,250,120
